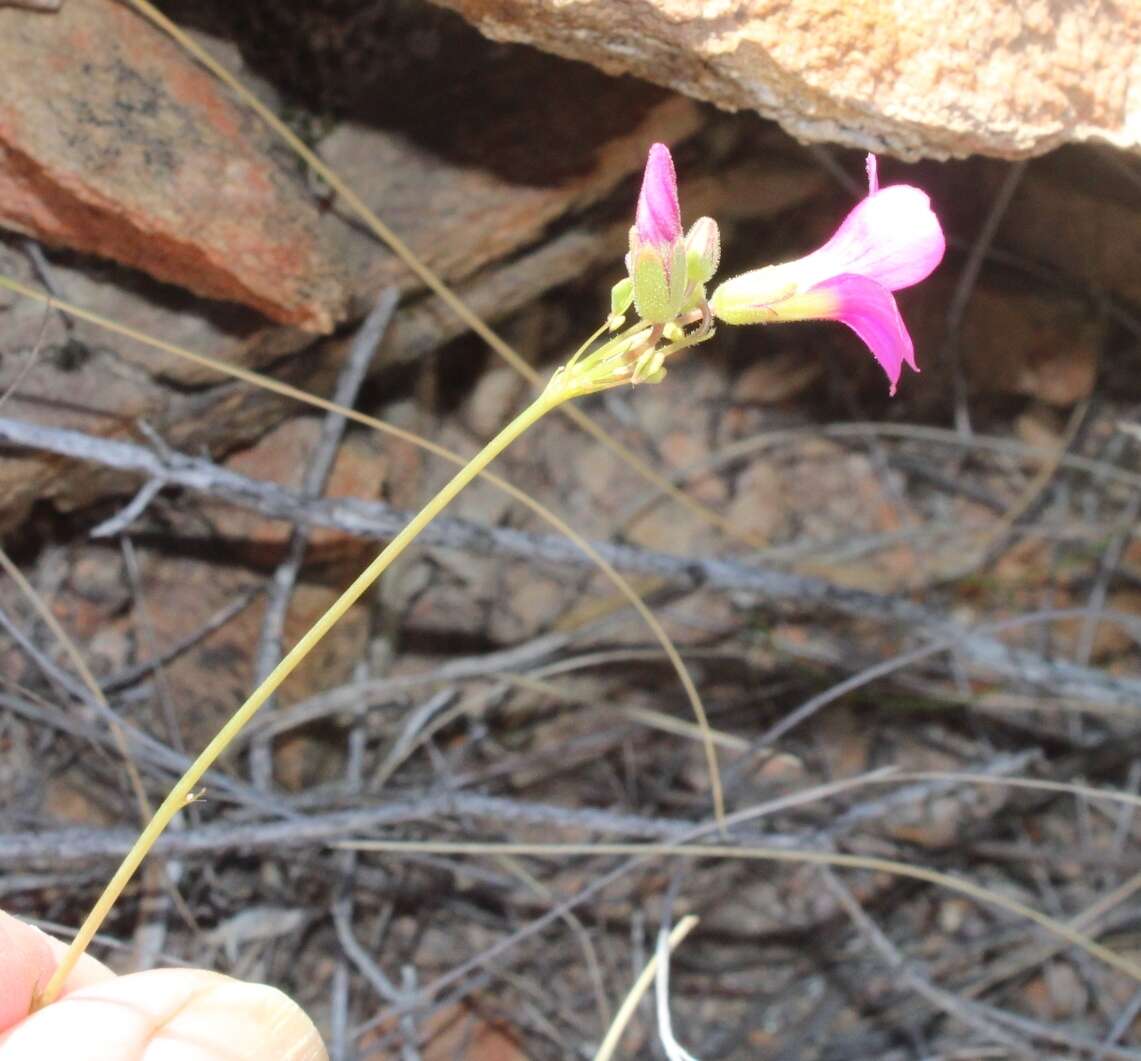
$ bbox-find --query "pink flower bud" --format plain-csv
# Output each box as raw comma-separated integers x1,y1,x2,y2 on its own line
635,143,682,249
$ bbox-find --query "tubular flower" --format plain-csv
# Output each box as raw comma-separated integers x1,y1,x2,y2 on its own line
709,154,945,394
624,143,720,326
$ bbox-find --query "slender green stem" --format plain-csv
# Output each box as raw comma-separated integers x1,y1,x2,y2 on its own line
35,388,562,1007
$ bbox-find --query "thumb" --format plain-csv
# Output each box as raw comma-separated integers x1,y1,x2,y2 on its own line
0,967,327,1060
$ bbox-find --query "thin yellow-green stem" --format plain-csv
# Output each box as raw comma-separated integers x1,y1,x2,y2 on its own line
333,841,1141,984
594,914,699,1061
36,389,558,1006
123,0,765,550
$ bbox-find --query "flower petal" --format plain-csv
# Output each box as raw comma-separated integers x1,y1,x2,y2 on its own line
635,143,682,248
796,185,945,292
811,273,917,395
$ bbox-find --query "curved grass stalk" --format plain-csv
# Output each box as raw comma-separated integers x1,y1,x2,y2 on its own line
889,771,1141,810
122,0,765,551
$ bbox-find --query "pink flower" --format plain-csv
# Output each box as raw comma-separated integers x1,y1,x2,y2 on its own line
709,154,945,394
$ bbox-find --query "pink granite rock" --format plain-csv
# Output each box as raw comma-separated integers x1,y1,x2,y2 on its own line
0,0,348,330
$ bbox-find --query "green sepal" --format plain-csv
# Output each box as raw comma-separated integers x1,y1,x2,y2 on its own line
631,247,674,324
682,283,707,314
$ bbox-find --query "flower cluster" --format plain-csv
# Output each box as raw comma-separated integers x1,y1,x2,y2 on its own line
555,142,943,402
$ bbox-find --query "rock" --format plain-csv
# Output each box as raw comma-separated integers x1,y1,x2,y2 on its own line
430,0,1141,160
361,1002,528,1061
0,0,348,331
318,90,702,294
725,459,784,545
122,552,368,751
464,365,529,439
1014,404,1065,450
1024,962,1089,1022
960,287,1101,406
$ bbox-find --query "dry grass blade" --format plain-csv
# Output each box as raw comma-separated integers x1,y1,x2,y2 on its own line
0,546,199,965
819,868,1033,1055
616,420,1141,543
0,295,50,412
491,854,613,1036
890,772,1141,811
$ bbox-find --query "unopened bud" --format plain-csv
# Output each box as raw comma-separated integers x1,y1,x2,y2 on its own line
635,143,682,249
684,217,721,285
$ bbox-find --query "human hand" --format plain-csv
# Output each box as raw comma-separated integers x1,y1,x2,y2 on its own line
0,911,326,1059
